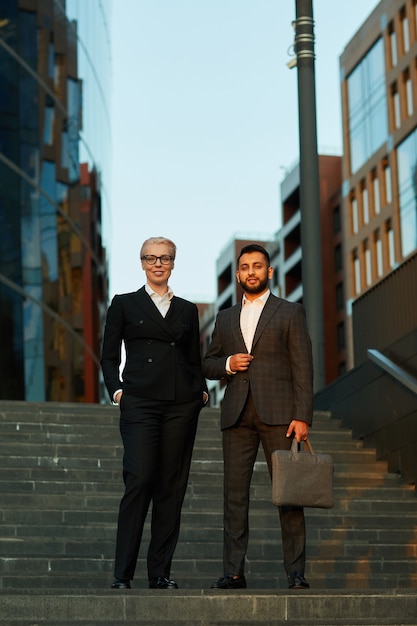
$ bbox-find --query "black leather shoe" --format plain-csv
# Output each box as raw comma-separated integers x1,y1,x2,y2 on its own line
149,576,178,589
288,572,309,589
111,578,131,589
210,573,247,589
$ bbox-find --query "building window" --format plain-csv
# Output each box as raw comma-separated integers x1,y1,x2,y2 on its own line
364,240,372,286
336,282,344,311
350,193,359,234
391,81,401,129
397,128,417,257
414,1,417,40
372,169,380,214
404,67,413,116
375,231,383,277
347,38,388,173
338,361,347,375
401,6,410,53
389,21,397,67
386,220,396,268
337,322,345,352
361,181,369,224
334,243,342,272
333,204,341,234
353,249,361,295
383,159,392,204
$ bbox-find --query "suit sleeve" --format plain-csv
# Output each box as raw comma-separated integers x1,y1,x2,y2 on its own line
100,295,124,401
202,313,229,380
185,303,208,393
288,304,314,423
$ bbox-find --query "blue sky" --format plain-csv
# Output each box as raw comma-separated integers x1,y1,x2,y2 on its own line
109,0,379,302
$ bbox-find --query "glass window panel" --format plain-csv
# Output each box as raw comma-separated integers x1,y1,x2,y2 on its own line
384,164,392,203
362,185,369,224
333,204,341,233
23,285,46,401
43,105,54,145
376,236,383,276
67,78,80,183
397,129,417,257
365,245,372,286
373,172,380,214
387,225,395,267
334,244,342,272
336,282,344,310
389,22,397,67
347,38,388,173
351,196,359,234
406,75,413,116
353,251,361,295
337,322,345,351
402,13,410,53
48,42,54,79
39,161,58,284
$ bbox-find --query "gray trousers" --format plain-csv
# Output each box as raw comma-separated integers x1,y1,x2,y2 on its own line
222,392,306,578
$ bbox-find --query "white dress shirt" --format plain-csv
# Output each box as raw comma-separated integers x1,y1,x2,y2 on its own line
226,289,270,374
145,283,174,317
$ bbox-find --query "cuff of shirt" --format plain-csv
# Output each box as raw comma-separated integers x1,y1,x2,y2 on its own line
225,356,236,375
113,389,123,404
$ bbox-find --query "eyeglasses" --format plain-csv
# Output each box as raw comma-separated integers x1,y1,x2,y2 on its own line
141,255,174,265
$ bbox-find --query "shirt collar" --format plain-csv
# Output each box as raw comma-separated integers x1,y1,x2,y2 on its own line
242,289,270,306
145,283,174,300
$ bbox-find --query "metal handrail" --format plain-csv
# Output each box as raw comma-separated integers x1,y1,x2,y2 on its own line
367,349,417,396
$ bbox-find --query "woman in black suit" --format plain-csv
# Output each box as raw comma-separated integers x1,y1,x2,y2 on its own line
101,237,207,590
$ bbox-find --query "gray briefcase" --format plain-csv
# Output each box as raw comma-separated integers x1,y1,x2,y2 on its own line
272,437,334,509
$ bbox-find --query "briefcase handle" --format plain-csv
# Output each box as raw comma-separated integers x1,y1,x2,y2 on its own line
291,437,315,455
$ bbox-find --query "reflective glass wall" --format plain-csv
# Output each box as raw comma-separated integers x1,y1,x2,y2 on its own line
347,38,388,174
0,0,111,402
66,0,112,243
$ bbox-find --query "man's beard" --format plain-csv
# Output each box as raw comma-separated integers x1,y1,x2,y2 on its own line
242,276,268,294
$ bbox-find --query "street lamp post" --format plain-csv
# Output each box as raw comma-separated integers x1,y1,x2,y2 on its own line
294,0,325,391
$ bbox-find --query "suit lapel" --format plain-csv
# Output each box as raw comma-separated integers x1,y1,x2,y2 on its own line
229,304,247,351
133,287,177,337
251,294,281,350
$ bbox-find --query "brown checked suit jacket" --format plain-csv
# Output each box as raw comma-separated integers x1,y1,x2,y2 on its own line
202,294,313,430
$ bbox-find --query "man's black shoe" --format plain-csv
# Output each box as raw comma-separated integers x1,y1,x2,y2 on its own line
210,573,247,589
288,572,309,589
111,578,131,589
149,576,178,589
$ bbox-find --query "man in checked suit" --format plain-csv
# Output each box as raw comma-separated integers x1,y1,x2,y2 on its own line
101,237,208,590
202,243,313,590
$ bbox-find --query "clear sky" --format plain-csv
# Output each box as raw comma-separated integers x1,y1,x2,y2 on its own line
109,0,379,302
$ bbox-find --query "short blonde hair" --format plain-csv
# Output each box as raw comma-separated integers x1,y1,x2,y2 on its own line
140,237,176,259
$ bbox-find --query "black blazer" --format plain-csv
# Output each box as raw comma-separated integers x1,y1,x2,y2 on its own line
101,287,206,404
202,294,313,429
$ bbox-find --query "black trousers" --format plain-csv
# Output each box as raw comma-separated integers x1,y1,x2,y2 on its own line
222,392,306,578
114,393,201,581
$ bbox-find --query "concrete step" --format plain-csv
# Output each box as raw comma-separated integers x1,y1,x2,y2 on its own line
0,590,416,625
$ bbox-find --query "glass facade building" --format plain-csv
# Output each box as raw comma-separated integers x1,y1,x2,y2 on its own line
340,0,417,369
0,0,111,402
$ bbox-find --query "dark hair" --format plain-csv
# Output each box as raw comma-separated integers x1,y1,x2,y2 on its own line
237,244,270,266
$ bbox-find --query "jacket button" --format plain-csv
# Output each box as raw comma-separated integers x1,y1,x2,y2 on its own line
148,358,153,363
170,342,175,346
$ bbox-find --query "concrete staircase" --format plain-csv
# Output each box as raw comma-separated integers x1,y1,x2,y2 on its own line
0,400,417,625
